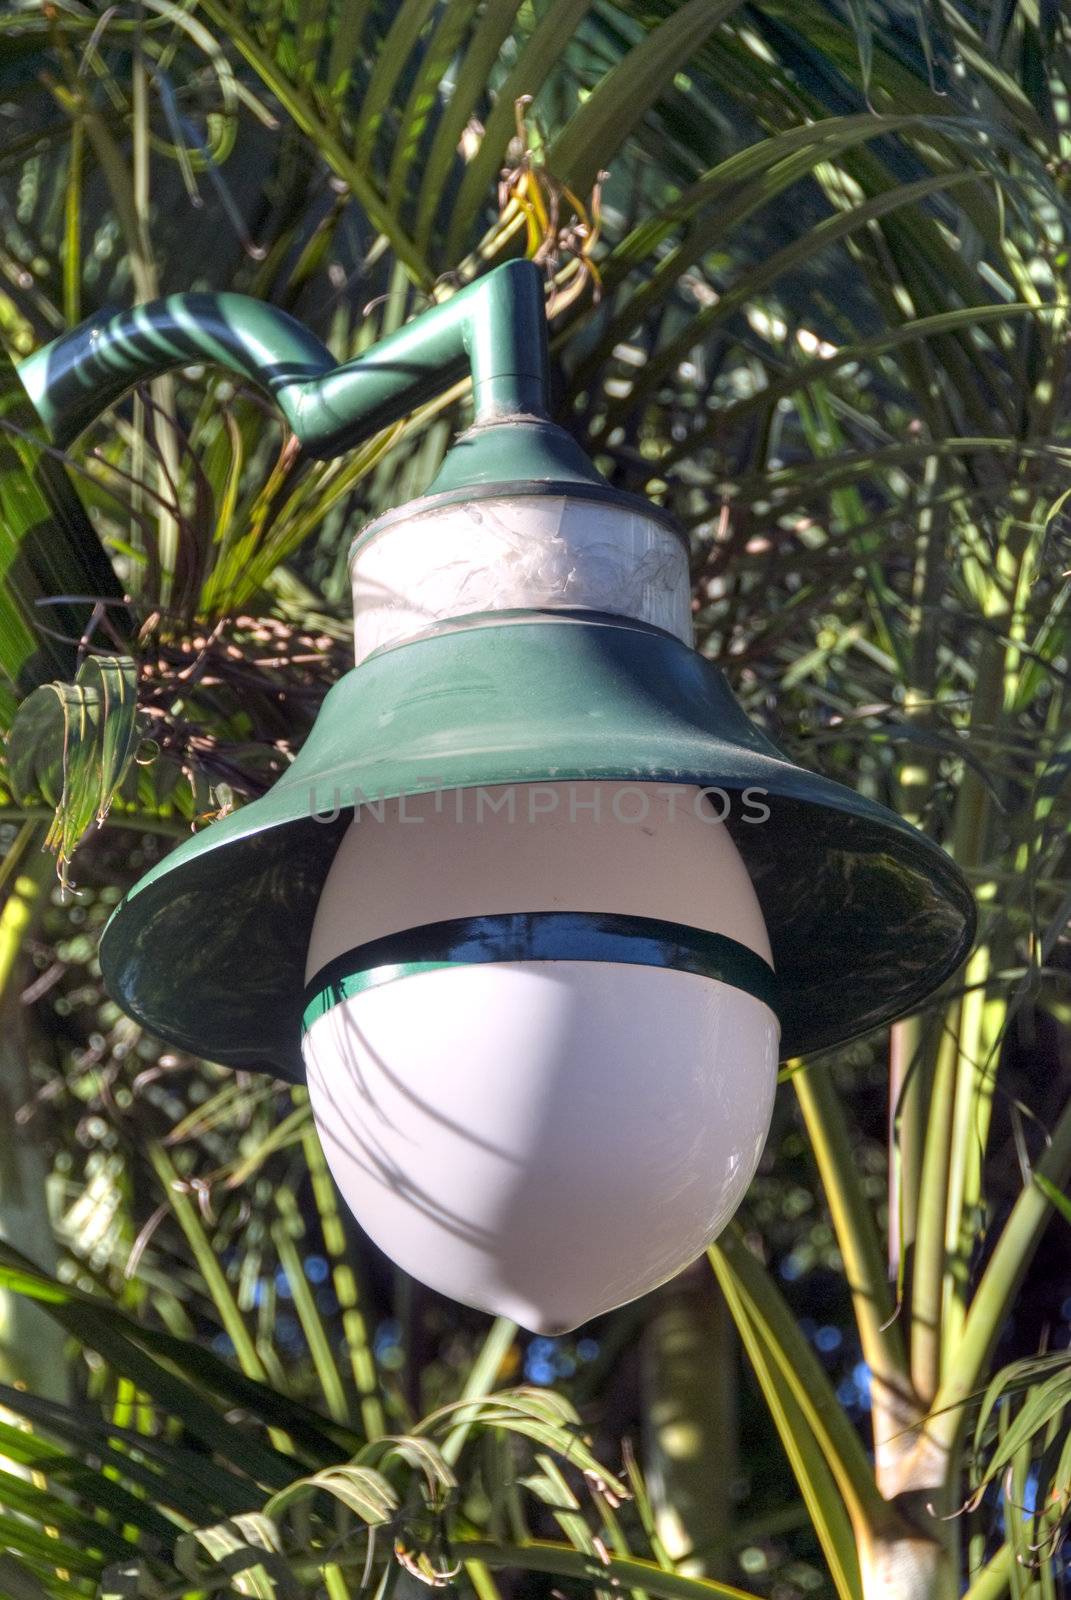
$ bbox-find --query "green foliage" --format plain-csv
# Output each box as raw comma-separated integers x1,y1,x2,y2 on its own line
0,1240,696,1600
7,656,139,881
2,1,1071,1598
0,350,127,728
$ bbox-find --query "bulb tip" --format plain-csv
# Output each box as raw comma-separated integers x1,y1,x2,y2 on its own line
490,1299,585,1336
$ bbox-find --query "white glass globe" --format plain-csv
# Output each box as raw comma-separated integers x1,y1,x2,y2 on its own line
302,782,779,1333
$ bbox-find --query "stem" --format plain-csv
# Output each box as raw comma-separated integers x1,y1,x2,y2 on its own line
911,612,1006,1403
890,452,946,1278
145,1143,275,1402
710,1229,894,1541
711,1247,863,1600
440,1317,517,1468
930,1090,1071,1453
888,1017,929,1284
3,805,189,838
909,1016,961,1403
300,1123,385,1441
272,1200,350,1427
155,1538,766,1600
938,508,1028,1371
793,1061,909,1414
961,1544,1011,1600
62,117,82,328
452,1539,765,1600
939,942,996,1363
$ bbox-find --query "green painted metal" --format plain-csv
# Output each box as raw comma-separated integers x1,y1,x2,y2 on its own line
18,260,553,459
98,615,975,1082
301,912,781,1036
349,418,682,558
19,266,975,1084
424,418,611,495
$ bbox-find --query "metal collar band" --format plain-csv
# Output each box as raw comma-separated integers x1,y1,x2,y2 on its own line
348,474,686,558
302,911,780,1036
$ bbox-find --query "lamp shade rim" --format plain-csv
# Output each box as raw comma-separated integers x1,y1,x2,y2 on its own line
99,618,975,1077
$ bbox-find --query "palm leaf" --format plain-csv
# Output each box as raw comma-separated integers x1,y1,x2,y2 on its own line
444,0,595,260
412,0,526,249
547,0,745,198
708,1241,864,1600
0,351,127,728
6,654,139,878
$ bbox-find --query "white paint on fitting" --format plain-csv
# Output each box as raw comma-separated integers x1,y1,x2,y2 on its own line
349,495,692,663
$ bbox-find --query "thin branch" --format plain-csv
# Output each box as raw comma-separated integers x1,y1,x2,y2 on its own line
792,1059,920,1496
961,1543,1011,1600
793,1060,908,1384
910,1018,961,1401
710,1228,900,1543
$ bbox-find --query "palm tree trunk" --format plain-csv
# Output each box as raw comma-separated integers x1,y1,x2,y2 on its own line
861,1430,957,1600
641,1270,738,1581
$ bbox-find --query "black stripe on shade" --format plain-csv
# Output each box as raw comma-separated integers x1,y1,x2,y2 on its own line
302,911,779,1035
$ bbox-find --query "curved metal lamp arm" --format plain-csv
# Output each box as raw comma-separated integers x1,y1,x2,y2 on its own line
17,260,549,459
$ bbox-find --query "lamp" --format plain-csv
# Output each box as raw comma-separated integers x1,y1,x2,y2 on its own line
20,262,975,1331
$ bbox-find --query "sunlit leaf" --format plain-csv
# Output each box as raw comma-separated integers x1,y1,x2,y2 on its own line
6,654,139,880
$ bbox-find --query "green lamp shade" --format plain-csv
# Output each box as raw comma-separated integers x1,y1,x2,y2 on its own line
100,614,975,1080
